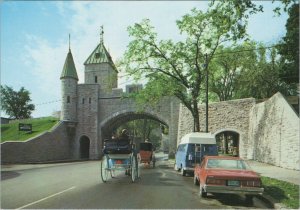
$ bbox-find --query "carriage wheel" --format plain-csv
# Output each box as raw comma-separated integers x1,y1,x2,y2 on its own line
131,155,138,182
136,156,140,178
100,155,109,183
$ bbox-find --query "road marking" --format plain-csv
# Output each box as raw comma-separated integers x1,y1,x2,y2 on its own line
15,186,76,210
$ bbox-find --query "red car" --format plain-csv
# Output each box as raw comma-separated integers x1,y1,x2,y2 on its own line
194,156,264,204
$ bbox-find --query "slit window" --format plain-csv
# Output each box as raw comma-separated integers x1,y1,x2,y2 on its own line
67,96,70,103
95,76,97,83
89,98,91,104
82,98,85,104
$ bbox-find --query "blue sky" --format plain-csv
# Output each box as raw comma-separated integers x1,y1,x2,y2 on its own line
1,1,288,118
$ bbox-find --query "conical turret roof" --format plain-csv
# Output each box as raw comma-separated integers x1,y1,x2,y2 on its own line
60,49,79,80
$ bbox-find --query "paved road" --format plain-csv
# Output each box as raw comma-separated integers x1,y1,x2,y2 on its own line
1,153,270,209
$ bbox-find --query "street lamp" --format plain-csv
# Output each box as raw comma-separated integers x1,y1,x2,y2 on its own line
205,53,208,133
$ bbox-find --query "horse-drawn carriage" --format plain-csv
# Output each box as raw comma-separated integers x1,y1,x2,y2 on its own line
101,138,139,183
139,142,155,168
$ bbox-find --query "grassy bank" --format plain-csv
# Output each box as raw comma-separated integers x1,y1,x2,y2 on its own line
261,176,299,209
1,117,59,143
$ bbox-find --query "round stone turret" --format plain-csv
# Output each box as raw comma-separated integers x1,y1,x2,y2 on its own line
60,48,78,121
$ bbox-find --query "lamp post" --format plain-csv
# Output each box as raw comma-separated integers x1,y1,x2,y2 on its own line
205,53,208,133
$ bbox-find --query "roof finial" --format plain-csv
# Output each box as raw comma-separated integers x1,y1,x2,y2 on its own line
100,25,104,44
69,33,71,51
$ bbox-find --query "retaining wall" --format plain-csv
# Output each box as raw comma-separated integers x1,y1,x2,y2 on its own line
177,98,255,159
1,122,71,163
248,92,299,170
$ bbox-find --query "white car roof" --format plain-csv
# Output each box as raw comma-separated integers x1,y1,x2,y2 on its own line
179,132,216,145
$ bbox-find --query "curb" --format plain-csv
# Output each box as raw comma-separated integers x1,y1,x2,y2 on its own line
258,194,287,209
1,159,92,172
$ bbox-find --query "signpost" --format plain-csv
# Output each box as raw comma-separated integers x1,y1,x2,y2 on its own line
19,123,32,132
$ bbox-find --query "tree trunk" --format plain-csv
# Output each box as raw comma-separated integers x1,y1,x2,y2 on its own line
192,103,200,132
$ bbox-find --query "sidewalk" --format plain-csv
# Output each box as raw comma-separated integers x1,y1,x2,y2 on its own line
247,160,300,185
1,161,85,172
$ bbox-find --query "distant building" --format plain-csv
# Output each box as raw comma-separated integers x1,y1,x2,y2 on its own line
1,117,10,124
126,84,143,93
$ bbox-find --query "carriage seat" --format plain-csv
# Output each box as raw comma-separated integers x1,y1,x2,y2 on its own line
103,138,132,154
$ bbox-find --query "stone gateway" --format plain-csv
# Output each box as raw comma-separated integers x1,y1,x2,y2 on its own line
60,32,180,160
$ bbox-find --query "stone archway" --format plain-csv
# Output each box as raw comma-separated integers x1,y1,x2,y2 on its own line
215,130,240,157
100,111,168,140
80,136,90,159
100,111,169,152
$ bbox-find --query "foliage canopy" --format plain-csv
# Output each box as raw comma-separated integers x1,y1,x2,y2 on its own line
1,85,35,119
120,1,262,131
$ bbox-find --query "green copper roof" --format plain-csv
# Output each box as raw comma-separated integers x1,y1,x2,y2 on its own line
84,42,116,68
60,49,78,80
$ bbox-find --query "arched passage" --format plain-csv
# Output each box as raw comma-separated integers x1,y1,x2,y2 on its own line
215,130,240,157
100,111,169,151
101,111,168,139
80,136,90,159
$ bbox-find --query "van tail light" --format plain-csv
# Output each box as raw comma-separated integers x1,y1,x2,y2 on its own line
206,177,225,185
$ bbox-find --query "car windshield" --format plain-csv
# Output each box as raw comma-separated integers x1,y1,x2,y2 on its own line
206,159,251,170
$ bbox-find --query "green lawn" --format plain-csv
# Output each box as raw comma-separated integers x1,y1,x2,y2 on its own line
1,117,59,143
261,176,299,209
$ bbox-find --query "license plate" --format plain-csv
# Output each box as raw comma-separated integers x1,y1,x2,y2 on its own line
228,180,240,186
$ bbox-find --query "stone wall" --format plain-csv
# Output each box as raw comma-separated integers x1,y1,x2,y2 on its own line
1,122,71,163
85,63,117,89
177,93,299,170
61,78,78,121
177,98,256,159
75,84,100,159
248,92,299,170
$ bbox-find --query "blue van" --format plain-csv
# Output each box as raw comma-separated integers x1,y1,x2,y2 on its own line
175,132,218,176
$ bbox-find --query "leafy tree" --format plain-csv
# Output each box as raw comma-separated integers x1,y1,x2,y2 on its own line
234,43,297,99
277,3,299,84
0,85,35,119
208,44,252,101
272,0,298,15
120,1,262,132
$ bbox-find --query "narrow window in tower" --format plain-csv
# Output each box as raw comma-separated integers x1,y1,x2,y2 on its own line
95,76,98,83
89,98,91,104
67,96,70,103
82,98,85,104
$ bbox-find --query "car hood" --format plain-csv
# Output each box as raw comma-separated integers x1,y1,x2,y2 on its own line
205,169,260,179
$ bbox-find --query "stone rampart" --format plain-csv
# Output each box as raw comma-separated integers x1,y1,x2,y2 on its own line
177,98,255,158
177,92,299,170
248,92,299,170
1,122,71,163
